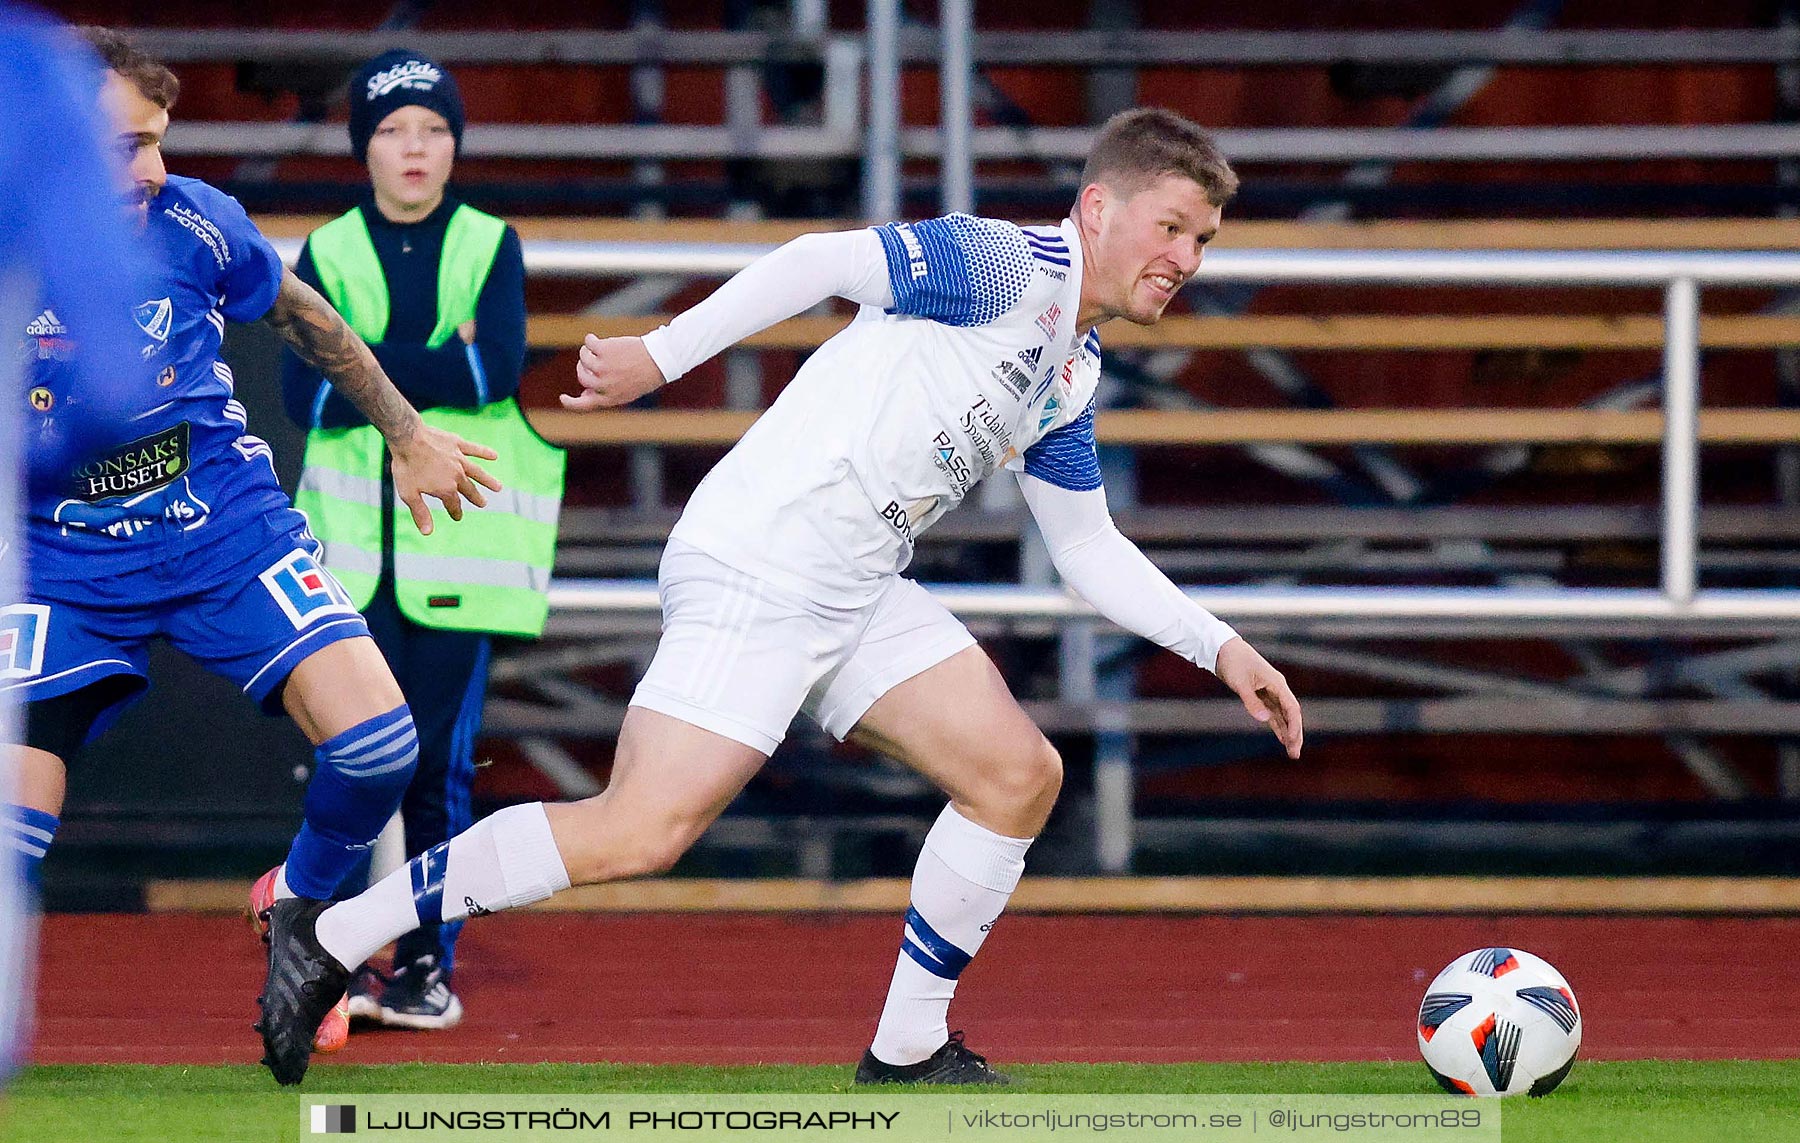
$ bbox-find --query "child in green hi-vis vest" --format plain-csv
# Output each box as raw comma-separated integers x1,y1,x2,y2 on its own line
278,48,563,1036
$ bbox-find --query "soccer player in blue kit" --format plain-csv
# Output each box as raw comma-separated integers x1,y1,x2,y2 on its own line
0,28,500,1061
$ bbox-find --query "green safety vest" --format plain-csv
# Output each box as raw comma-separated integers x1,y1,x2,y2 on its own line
294,204,566,638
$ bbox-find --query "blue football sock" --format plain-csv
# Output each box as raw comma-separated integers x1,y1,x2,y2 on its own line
283,706,419,900
3,804,60,888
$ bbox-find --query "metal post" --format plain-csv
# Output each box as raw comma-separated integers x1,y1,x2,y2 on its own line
1059,620,1132,871
724,64,762,216
1661,276,1701,605
1093,750,1135,872
628,2,667,218
724,351,762,409
790,0,827,41
724,65,762,146
822,37,864,139
1085,0,1140,119
629,446,664,512
939,0,974,215
863,0,901,222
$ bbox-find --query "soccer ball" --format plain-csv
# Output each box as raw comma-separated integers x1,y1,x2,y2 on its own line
1416,947,1581,1097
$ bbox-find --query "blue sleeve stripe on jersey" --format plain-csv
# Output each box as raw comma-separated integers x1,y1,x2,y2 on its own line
875,215,1034,327
876,220,973,325
1023,402,1102,492
874,222,922,303
1032,250,1071,268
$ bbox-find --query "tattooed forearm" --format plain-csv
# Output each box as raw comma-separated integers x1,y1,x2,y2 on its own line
263,268,421,442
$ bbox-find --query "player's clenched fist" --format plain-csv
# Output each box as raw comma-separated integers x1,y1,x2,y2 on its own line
563,334,667,411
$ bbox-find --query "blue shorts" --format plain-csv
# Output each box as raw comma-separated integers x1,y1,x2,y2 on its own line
1,509,370,743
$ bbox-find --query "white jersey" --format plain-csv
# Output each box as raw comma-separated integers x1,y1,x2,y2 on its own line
669,215,1104,607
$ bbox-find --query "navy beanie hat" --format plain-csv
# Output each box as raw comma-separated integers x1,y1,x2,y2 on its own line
348,49,465,163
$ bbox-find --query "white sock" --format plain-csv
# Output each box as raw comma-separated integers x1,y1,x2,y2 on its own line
314,802,571,971
868,805,1032,1066
273,865,294,901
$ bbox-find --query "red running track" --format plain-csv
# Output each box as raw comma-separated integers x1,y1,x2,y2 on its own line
29,913,1800,1067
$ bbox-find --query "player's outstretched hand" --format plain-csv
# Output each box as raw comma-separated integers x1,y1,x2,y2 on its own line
390,423,503,536
1214,636,1304,759
562,334,667,411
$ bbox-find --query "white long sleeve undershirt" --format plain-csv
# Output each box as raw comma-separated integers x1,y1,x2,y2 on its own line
640,229,895,383
1019,471,1240,673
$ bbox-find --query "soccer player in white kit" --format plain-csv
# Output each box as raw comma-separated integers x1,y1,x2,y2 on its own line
257,107,1304,1086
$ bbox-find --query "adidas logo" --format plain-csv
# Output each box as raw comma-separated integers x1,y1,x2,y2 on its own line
25,310,65,337
1017,346,1042,370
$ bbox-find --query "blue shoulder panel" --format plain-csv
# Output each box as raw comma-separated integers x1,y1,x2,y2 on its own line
873,213,1035,326
1022,399,1101,492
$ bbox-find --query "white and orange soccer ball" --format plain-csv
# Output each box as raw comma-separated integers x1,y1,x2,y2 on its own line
1416,947,1581,1097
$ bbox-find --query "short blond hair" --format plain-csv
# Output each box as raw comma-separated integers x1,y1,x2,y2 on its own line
1080,107,1236,205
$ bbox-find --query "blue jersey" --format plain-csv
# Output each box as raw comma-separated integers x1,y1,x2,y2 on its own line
23,175,291,580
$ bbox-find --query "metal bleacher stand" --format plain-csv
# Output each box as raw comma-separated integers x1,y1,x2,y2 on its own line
136,17,1800,875
258,225,1800,870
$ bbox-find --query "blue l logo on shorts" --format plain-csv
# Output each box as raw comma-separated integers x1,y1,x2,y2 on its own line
260,552,354,629
0,605,48,681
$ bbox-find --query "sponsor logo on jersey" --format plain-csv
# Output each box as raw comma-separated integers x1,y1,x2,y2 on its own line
367,59,444,99
1037,393,1062,433
1034,263,1067,282
29,387,53,412
880,497,934,542
0,604,50,681
960,397,1013,471
25,308,74,361
52,474,212,540
69,422,190,502
1018,346,1042,371
930,430,972,493
259,549,358,629
25,309,65,337
157,365,177,386
990,359,1031,396
892,222,930,280
1035,303,1061,338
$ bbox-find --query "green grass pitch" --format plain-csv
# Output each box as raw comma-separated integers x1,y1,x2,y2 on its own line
7,1060,1799,1142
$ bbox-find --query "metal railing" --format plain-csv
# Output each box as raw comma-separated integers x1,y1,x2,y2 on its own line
164,121,1800,163
126,27,1800,67
264,237,1800,629
141,19,1800,222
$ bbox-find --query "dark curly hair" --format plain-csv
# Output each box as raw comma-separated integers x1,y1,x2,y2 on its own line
77,26,180,110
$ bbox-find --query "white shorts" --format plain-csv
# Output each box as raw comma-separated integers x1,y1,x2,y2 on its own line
630,542,976,755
